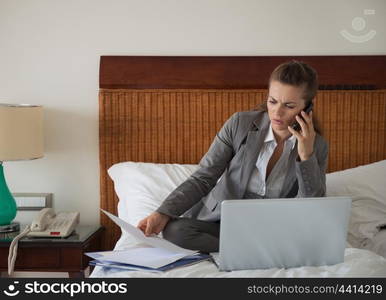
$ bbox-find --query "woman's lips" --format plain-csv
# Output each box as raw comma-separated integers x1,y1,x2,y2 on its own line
272,119,283,125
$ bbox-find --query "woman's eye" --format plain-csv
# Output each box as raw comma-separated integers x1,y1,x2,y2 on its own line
268,100,295,109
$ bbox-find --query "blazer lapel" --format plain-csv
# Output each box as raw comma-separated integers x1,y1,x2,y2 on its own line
238,113,270,197
280,143,299,197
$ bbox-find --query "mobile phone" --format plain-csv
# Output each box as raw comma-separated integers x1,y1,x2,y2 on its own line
291,102,313,131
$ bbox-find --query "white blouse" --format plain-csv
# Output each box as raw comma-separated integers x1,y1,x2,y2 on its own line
246,123,296,198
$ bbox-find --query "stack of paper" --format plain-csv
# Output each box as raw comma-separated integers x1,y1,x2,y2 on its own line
85,210,211,272
87,252,211,273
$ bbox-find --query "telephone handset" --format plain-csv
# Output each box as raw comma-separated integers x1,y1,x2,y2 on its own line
291,102,313,131
28,208,80,238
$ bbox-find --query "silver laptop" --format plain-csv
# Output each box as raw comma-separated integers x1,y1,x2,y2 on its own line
217,197,352,271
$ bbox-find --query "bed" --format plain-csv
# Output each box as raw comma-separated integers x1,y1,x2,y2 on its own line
92,56,386,277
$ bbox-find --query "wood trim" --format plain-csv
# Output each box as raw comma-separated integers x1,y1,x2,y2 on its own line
100,56,386,89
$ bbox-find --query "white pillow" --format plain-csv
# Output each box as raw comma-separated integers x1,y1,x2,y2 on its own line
108,162,198,250
108,162,198,227
326,160,386,247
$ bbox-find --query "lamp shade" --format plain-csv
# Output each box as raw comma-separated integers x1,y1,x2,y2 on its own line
0,104,43,161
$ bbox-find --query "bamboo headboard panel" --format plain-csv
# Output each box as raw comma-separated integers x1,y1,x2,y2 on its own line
99,56,386,250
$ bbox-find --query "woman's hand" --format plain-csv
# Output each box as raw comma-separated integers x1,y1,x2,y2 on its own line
137,212,171,236
287,110,316,161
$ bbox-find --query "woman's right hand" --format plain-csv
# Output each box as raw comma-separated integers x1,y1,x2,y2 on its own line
137,212,171,236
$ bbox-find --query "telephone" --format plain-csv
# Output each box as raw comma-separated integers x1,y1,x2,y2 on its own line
27,208,80,238
8,208,80,276
291,102,313,131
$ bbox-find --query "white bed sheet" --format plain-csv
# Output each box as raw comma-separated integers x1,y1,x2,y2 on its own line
93,161,386,278
90,235,386,278
362,230,386,259
90,248,386,278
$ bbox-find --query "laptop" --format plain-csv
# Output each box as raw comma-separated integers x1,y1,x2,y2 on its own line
216,196,352,271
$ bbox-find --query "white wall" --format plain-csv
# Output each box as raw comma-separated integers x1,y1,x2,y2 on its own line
1,0,385,226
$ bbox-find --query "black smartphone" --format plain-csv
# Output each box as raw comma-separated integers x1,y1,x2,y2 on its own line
291,102,313,131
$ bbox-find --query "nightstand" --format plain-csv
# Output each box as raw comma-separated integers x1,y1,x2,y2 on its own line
0,225,104,278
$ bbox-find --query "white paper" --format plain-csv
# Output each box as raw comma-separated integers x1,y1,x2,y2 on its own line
86,248,189,269
101,209,197,255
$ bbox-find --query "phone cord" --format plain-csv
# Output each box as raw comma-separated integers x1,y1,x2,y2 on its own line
8,226,31,277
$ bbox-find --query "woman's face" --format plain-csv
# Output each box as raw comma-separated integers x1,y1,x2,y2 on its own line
267,80,307,134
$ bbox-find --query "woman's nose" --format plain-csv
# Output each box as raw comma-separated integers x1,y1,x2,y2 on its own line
274,105,284,116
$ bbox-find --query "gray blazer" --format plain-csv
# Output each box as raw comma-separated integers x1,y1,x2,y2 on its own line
156,110,329,222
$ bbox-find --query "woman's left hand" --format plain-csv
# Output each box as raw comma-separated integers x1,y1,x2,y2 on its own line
287,111,316,161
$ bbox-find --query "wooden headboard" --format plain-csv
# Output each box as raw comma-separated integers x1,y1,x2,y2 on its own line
99,56,386,250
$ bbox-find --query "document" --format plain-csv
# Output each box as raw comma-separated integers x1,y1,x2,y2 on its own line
100,209,197,255
89,253,212,272
87,210,199,270
86,247,189,269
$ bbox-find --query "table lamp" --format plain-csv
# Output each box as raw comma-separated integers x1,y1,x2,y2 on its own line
0,104,43,233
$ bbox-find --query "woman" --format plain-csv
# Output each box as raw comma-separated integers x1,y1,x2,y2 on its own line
137,60,328,253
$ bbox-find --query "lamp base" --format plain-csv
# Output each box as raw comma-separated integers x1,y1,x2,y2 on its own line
0,222,20,233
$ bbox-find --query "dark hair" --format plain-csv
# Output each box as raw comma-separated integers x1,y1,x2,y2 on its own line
258,60,323,135
270,60,318,102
